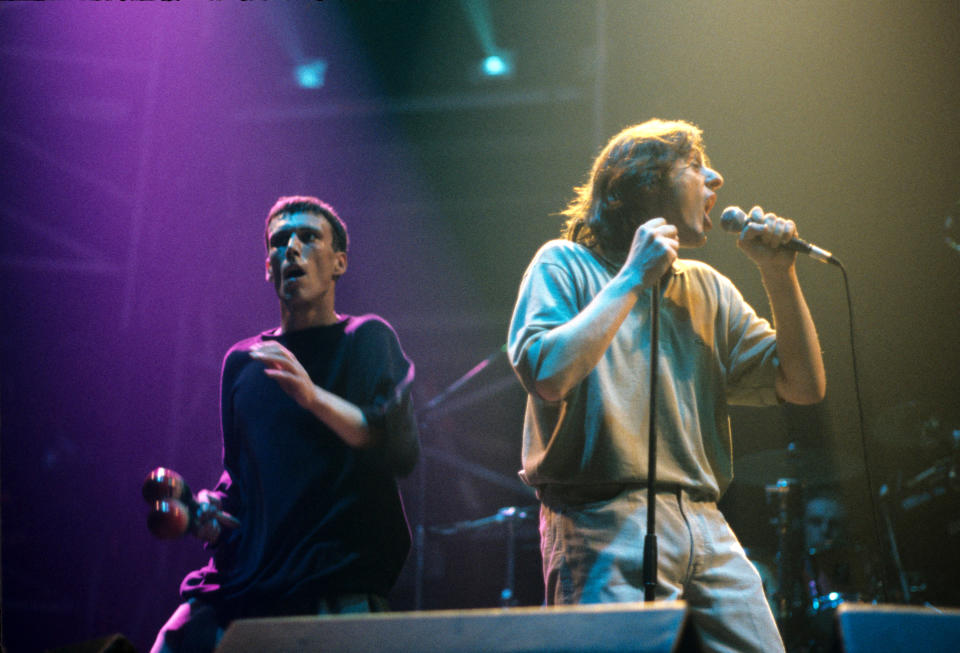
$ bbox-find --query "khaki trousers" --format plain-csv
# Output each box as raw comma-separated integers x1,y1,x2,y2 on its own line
539,485,785,653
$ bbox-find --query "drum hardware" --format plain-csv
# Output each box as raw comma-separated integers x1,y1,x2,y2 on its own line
879,483,912,602
750,441,893,651
427,505,536,608
880,426,960,607
764,477,806,625
900,459,957,512
803,543,871,616
412,345,535,610
807,590,844,615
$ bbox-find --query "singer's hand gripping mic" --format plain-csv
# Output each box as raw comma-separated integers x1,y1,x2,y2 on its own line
720,206,838,266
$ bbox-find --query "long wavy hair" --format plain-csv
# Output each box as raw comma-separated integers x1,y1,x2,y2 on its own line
561,119,705,254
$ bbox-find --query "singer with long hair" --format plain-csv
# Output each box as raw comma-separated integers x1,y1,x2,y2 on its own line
507,119,826,652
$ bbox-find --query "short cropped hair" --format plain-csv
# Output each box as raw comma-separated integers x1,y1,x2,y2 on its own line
265,196,349,253
561,119,706,254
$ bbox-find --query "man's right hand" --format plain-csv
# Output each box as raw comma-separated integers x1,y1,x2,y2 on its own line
622,218,679,293
522,218,679,402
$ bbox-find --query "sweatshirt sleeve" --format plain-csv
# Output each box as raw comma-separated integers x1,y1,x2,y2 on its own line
350,316,421,478
508,245,580,396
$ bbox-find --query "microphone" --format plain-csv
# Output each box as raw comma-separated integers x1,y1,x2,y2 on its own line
720,206,838,266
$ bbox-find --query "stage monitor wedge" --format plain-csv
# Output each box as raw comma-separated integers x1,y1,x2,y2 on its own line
836,603,960,653
216,600,699,653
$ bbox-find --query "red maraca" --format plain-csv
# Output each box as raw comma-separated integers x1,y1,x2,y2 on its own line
142,467,199,539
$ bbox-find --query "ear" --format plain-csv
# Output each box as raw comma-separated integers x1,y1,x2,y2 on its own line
333,251,347,278
265,256,273,283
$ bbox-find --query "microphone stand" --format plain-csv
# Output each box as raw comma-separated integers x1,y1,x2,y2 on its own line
643,280,661,602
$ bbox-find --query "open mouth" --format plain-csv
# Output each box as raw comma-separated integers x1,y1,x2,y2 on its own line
704,194,717,216
703,196,717,229
282,266,305,282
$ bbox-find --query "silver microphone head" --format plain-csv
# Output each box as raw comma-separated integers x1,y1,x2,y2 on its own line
720,206,748,233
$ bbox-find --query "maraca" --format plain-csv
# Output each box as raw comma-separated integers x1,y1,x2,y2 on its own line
142,467,198,539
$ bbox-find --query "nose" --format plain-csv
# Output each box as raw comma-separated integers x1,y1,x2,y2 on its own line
705,166,724,190
284,233,302,259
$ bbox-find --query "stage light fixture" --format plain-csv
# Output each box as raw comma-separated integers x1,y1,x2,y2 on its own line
480,51,514,79
294,59,328,89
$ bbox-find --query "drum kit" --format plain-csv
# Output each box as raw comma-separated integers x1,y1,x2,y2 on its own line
736,407,960,652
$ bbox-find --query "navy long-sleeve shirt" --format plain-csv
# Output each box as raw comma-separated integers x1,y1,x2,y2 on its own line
181,314,419,616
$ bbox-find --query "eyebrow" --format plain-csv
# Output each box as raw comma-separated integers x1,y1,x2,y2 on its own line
268,225,323,242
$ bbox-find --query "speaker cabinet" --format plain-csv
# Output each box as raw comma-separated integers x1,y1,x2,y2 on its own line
216,601,698,653
43,633,137,653
835,603,960,653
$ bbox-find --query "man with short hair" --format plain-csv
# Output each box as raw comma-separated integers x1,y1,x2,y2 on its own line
151,196,420,653
508,119,826,652
804,492,847,553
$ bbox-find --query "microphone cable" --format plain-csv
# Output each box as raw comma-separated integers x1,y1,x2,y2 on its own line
832,257,891,603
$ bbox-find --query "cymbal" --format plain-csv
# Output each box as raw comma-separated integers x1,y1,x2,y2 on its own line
734,448,861,487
